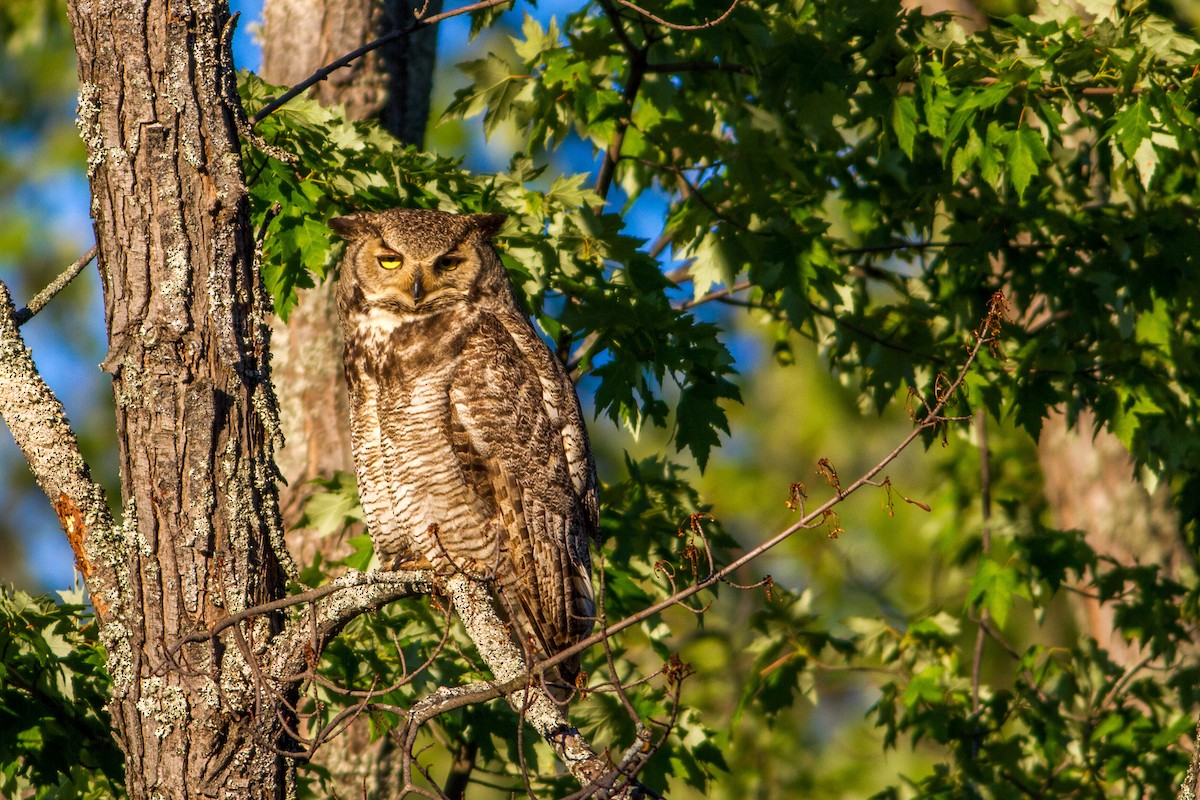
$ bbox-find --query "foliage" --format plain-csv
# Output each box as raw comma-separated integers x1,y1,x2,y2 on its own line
0,587,123,799
316,0,1198,795
5,0,1200,797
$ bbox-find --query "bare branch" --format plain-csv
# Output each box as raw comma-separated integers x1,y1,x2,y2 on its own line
0,279,118,620
614,0,740,30
541,299,1002,676
249,0,515,127
14,245,98,326
676,279,752,311
161,568,430,679
175,568,430,650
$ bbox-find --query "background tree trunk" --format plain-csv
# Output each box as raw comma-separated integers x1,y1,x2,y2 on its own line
64,1,294,796
259,1,443,794
260,0,441,557
1038,409,1185,662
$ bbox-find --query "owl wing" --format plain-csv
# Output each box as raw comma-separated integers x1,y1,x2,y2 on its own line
447,311,598,682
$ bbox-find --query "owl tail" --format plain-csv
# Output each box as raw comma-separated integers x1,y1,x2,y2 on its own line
496,572,588,704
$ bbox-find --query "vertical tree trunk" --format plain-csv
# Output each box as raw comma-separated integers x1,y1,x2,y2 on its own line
258,1,443,793
1038,409,1184,662
65,2,293,796
260,0,442,144
260,0,442,558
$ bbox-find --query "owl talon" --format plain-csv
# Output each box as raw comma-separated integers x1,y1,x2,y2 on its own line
390,555,434,571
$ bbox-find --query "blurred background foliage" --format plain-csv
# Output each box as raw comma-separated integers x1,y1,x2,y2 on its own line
4,0,1200,797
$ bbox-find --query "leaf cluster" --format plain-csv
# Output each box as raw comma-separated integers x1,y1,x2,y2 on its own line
0,587,123,799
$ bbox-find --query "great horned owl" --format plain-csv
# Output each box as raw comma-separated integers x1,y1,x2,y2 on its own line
329,208,598,695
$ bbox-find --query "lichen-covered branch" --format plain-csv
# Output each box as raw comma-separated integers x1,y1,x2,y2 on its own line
267,568,435,678
13,245,99,326
439,574,642,797
0,279,119,620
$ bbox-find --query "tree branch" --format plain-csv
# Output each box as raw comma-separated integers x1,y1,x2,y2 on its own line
614,0,740,31
13,245,99,326
249,0,515,126
0,279,118,620
242,569,434,677
593,42,649,203
437,575,621,791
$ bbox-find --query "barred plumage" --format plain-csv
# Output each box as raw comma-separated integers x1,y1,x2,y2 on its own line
329,209,598,694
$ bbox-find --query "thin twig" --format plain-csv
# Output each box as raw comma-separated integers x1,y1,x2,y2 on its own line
676,279,752,311
249,0,514,127
540,297,1002,676
172,569,433,658
615,0,740,30
14,245,99,326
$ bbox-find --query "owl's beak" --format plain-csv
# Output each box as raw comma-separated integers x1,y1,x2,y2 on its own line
410,272,425,305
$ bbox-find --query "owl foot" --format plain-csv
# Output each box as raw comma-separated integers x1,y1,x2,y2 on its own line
389,555,434,570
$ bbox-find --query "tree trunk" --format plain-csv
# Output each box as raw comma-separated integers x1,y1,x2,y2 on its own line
1038,409,1184,663
260,0,442,145
259,2,443,793
64,2,294,796
259,0,442,558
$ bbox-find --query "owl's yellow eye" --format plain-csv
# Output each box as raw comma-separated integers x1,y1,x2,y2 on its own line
377,254,402,270
436,255,461,271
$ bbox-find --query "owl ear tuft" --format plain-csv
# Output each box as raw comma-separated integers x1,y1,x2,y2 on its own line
471,213,508,240
329,213,376,240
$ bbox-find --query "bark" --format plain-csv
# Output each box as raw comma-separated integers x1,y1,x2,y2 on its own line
258,3,443,793
63,2,294,796
1038,409,1184,663
258,0,442,557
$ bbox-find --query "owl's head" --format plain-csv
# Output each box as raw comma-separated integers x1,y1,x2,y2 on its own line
329,208,509,315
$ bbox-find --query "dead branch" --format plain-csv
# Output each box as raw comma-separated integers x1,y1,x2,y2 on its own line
0,279,117,620
13,246,99,326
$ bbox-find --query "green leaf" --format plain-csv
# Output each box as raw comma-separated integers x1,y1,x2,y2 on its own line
891,95,920,159
950,126,983,179
1109,97,1154,160
966,557,1025,629
675,377,737,472
1007,125,1049,200
344,534,377,572
296,471,364,537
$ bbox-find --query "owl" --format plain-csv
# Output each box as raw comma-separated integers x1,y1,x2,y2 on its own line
328,208,599,696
